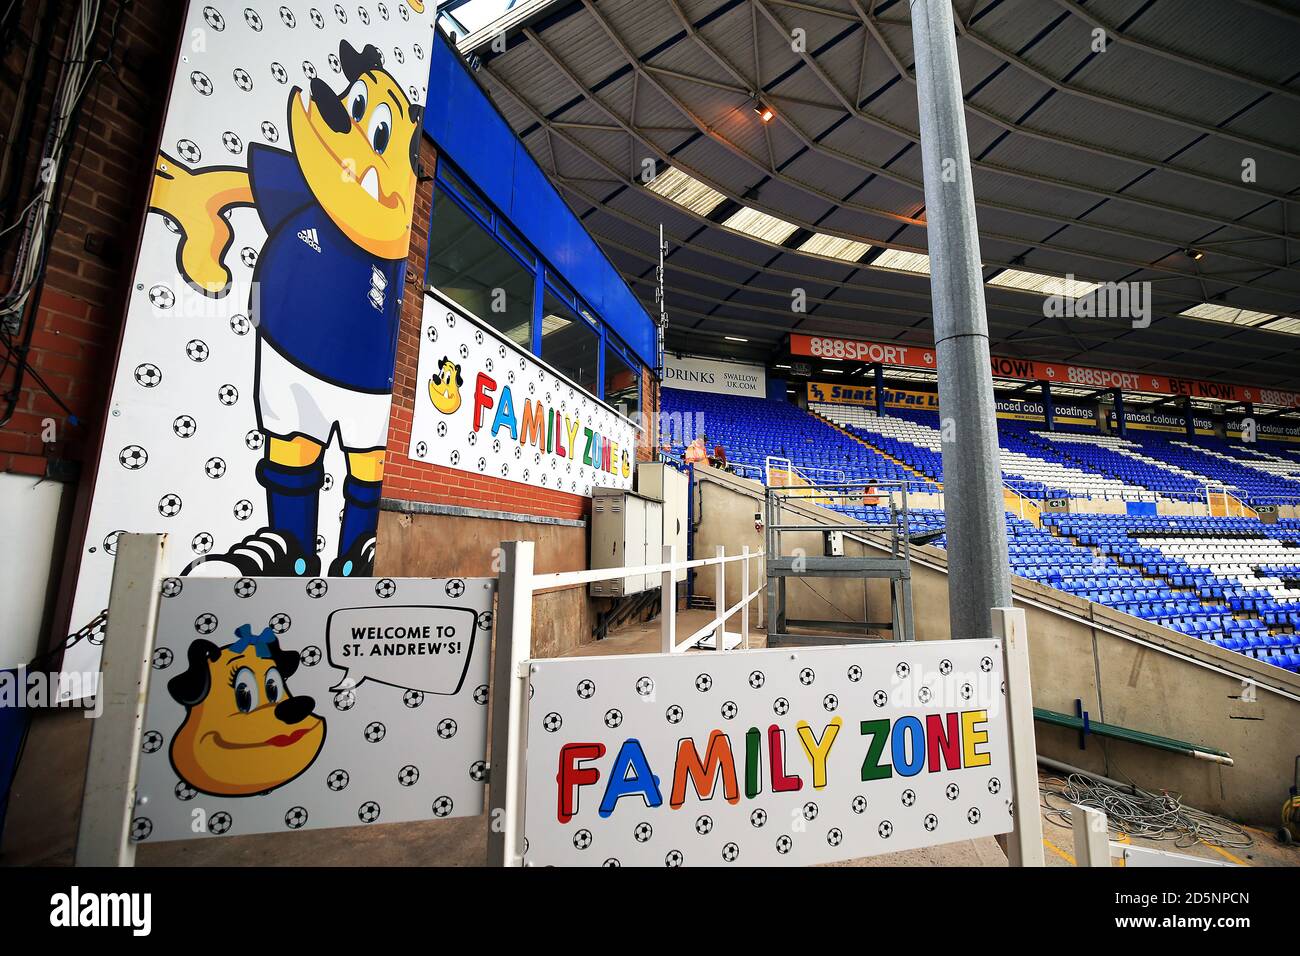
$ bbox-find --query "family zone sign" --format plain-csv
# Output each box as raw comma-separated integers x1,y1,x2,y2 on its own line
409,291,638,497
519,642,1015,866
86,539,1035,866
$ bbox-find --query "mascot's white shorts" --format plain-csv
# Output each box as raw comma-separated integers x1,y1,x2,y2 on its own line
256,340,392,452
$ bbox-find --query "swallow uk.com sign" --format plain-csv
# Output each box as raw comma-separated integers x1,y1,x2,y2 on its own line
663,354,766,397
132,575,494,843
520,641,1013,867
410,291,637,497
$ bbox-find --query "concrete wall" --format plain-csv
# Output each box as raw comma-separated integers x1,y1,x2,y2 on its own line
688,467,1300,826
376,504,604,660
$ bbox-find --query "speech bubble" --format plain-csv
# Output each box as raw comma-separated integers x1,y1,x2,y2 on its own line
325,604,478,694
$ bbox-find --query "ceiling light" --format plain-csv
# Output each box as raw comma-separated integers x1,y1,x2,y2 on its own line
988,269,1100,298
645,166,727,217
724,335,749,342
541,313,572,336
753,101,774,123
822,368,845,374
871,249,931,275
1185,248,1205,261
1180,303,1277,327
1262,317,1300,334
722,206,799,245
775,363,791,369
797,233,873,262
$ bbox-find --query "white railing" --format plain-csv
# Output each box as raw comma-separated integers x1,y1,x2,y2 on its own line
522,544,765,654
1204,482,1250,516
765,455,791,486
764,455,846,488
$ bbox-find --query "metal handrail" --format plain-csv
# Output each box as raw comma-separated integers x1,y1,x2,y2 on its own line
525,545,765,656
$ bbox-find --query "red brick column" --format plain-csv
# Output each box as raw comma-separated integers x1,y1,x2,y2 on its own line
380,138,590,522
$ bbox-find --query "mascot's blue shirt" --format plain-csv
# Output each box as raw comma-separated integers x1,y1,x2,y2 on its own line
247,145,405,393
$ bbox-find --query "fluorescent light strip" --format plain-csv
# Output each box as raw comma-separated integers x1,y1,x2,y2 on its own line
1180,303,1280,328
1262,317,1300,334
988,268,1100,298
871,249,931,275
645,166,727,217
722,206,799,245
541,313,571,335
797,233,873,262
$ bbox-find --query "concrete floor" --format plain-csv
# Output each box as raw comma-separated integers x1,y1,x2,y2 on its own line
3,610,1296,868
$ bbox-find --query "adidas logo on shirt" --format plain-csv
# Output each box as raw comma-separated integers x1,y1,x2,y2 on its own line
297,228,321,252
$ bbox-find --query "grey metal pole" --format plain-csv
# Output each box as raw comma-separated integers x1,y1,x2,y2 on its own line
908,0,1012,640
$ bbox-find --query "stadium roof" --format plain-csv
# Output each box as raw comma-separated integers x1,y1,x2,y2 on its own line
444,0,1300,401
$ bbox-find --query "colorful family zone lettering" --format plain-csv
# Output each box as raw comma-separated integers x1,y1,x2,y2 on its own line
472,372,632,480
555,710,992,823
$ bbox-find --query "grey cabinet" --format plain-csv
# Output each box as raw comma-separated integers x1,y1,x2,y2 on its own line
637,463,689,582
590,489,664,597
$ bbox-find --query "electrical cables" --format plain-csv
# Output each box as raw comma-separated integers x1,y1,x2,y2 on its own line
0,0,109,429
1040,770,1254,850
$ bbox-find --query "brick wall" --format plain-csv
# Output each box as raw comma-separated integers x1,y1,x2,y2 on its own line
638,365,660,462
381,135,592,524
0,1,183,478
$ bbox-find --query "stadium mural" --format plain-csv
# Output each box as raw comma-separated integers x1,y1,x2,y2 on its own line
410,291,638,496
63,2,438,689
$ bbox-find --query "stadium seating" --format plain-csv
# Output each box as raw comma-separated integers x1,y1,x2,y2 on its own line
660,389,928,487
663,388,1300,673
816,403,1155,500
1044,513,1300,671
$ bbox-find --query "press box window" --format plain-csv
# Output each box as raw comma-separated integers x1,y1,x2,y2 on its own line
541,288,600,394
426,183,534,348
604,346,640,420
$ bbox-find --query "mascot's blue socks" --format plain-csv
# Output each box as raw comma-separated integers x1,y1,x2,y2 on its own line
256,456,324,573
337,475,382,571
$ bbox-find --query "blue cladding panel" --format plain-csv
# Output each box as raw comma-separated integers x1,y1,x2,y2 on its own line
423,31,656,367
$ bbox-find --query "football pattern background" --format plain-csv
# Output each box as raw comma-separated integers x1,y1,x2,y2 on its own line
521,642,1014,867
63,1,437,689
134,574,492,843
410,290,639,497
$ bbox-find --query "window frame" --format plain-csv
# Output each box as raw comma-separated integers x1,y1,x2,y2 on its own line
427,158,644,419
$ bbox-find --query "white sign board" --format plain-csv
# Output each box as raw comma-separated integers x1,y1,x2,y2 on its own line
64,1,439,688
521,642,1012,866
663,355,766,397
133,575,494,843
410,292,637,496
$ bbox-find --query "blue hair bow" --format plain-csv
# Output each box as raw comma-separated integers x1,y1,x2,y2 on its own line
229,623,277,658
